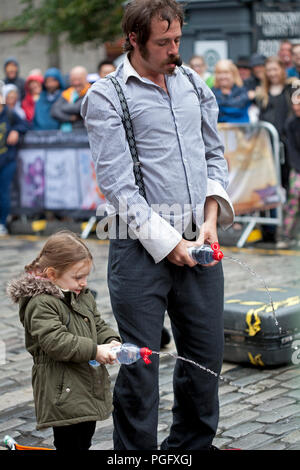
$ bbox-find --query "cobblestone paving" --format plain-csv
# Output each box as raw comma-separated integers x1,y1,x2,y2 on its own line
0,236,299,451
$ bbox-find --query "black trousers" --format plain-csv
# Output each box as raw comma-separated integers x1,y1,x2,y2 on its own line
53,421,96,451
108,238,224,450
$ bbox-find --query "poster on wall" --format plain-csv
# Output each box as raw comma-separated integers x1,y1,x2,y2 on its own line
194,40,228,73
218,123,281,215
77,148,105,210
45,149,80,209
18,148,46,208
15,130,105,214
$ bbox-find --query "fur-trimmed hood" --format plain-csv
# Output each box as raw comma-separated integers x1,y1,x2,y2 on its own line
7,272,64,304
7,273,66,327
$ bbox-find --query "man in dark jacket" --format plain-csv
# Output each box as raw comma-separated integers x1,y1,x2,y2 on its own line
3,57,26,101
243,53,266,91
51,66,90,131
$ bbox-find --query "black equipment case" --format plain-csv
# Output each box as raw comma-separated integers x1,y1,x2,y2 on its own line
223,286,300,367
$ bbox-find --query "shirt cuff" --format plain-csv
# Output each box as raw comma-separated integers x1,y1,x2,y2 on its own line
133,210,182,264
207,178,235,229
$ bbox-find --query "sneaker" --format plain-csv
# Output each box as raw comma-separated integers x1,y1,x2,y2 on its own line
276,238,297,249
0,224,8,236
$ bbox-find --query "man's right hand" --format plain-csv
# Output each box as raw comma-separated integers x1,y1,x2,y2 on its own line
167,239,198,267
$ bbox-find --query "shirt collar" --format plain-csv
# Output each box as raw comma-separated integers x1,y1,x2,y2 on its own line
123,53,178,84
123,53,141,83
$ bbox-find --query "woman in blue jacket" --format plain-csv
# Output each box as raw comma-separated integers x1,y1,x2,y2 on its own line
212,59,252,123
33,68,65,130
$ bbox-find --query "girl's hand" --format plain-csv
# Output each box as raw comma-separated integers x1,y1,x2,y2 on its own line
95,340,121,365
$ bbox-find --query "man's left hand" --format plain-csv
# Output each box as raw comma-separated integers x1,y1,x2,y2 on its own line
196,219,219,267
196,196,220,267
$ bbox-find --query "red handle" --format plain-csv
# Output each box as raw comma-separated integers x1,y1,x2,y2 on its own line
213,250,224,261
211,242,220,251
140,347,152,365
210,242,224,261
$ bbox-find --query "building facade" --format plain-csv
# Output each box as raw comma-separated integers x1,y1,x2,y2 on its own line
1,0,300,78
178,0,300,70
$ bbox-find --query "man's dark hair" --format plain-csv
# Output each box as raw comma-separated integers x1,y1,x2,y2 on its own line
122,0,184,53
97,59,115,73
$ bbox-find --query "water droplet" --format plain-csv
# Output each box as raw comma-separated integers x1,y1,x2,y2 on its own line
154,350,245,392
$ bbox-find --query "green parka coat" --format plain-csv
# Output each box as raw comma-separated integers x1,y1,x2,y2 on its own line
7,273,121,430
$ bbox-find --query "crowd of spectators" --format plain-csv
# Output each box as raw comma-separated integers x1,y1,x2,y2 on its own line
189,41,300,248
1,58,116,133
0,58,116,235
0,42,299,246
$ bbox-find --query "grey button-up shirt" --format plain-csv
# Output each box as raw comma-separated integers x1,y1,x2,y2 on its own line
81,54,234,263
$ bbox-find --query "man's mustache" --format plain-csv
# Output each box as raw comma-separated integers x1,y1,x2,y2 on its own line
166,55,182,66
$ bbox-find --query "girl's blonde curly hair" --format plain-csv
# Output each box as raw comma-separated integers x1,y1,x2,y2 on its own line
25,230,93,276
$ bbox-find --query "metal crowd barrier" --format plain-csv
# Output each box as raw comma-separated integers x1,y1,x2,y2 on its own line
227,121,283,248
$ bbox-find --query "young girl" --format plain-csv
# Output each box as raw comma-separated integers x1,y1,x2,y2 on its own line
7,230,121,451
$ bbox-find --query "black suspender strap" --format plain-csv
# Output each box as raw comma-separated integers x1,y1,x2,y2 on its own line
109,67,199,202
109,76,147,200
179,66,201,102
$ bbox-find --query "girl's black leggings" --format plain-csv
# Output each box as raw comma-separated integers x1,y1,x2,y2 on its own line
53,421,96,451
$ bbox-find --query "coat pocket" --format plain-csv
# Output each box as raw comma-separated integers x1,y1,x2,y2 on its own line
92,364,112,401
55,364,73,406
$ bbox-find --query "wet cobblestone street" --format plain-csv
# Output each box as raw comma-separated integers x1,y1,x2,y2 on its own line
0,236,299,451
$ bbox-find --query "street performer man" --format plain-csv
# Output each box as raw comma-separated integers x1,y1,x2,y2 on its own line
81,0,234,450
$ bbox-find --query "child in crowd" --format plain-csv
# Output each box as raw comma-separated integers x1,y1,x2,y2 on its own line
0,88,28,235
33,68,65,130
21,73,44,123
2,84,26,120
277,101,300,248
7,230,121,450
